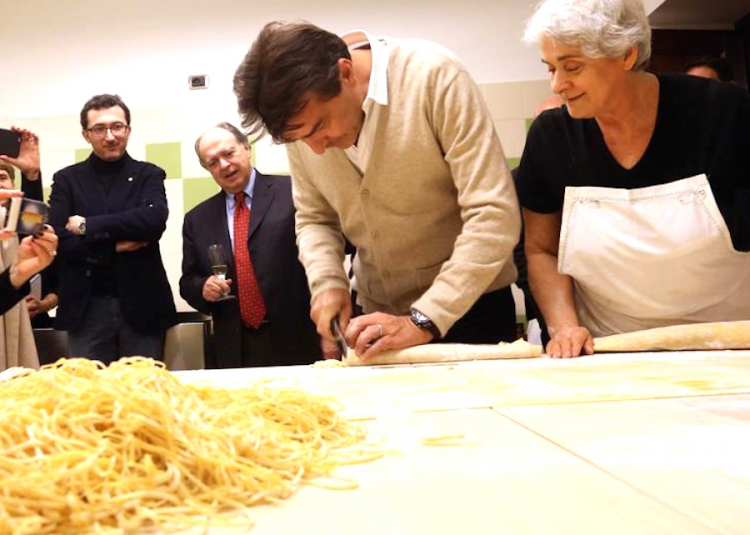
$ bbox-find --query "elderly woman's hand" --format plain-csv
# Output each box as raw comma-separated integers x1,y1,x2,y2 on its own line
9,226,58,289
545,325,594,358
0,190,24,241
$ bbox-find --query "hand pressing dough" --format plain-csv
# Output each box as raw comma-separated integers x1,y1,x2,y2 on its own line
594,321,750,352
344,338,542,366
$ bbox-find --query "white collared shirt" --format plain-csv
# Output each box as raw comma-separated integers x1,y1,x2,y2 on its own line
341,30,390,174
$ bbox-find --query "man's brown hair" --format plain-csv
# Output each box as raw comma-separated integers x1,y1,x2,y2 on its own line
80,94,131,129
233,21,351,143
0,162,15,182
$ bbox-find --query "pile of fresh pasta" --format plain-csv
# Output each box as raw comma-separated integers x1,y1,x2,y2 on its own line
0,357,380,534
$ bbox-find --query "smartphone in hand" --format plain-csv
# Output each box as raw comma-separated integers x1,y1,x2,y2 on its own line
0,128,22,158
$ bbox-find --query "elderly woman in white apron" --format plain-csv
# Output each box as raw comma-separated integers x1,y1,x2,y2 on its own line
517,0,750,358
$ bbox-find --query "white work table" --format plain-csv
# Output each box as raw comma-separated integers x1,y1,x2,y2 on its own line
173,351,750,534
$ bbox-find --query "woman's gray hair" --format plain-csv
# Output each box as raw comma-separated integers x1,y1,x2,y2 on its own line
524,0,651,71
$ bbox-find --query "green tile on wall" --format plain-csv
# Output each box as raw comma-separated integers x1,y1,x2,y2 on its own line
507,157,521,171
75,148,91,162
183,177,220,213
146,142,182,179
43,187,51,202
525,118,535,132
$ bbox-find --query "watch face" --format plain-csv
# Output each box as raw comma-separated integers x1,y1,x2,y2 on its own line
410,308,440,338
411,308,430,327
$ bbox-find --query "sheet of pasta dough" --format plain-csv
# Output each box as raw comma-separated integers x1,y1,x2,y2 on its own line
344,339,542,366
594,321,750,352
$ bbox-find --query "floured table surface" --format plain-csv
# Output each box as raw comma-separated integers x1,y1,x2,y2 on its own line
175,350,750,420
166,352,750,534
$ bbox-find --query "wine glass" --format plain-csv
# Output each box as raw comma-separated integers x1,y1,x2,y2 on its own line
207,244,235,301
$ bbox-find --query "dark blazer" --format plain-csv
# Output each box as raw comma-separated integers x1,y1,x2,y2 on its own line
48,153,177,335
180,172,321,368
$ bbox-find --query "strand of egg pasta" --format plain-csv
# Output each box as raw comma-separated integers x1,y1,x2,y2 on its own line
0,357,380,534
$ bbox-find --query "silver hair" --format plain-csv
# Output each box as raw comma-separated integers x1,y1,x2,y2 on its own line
524,0,651,71
194,122,250,169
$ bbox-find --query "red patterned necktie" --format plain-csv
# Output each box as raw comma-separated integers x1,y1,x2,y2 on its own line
233,192,266,328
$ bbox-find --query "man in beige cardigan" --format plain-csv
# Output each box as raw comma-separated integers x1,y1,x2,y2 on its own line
234,22,520,360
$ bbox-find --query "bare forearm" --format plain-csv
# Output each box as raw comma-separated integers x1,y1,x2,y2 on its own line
39,293,58,312
527,250,579,336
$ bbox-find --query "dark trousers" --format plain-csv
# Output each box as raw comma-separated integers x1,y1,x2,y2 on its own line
239,321,276,367
68,296,164,365
438,286,517,344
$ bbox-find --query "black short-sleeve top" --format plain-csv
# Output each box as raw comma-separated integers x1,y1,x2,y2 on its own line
516,74,750,251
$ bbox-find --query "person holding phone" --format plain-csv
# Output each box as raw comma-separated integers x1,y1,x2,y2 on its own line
0,127,43,202
0,164,58,370
0,128,59,328
0,200,57,323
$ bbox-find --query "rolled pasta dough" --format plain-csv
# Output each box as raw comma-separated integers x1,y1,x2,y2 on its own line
344,339,542,366
594,321,750,352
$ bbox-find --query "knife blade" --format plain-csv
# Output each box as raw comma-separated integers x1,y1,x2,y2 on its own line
330,316,348,358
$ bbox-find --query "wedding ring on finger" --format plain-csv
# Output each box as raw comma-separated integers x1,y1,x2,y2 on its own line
375,323,383,339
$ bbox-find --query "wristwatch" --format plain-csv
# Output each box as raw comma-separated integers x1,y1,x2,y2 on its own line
78,218,87,236
410,307,441,339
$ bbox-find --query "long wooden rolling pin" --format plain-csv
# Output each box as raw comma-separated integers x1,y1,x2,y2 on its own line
344,338,542,366
593,320,750,352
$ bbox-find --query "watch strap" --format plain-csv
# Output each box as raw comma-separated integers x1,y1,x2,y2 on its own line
410,307,441,339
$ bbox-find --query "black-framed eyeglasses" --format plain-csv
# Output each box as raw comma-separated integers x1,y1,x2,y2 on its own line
87,123,130,137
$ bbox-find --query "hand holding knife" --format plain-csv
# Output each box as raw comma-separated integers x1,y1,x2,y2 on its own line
330,316,349,359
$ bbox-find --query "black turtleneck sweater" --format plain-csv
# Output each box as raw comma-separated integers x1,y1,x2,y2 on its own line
88,154,133,297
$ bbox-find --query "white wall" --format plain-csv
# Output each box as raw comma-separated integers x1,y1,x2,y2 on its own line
1,0,549,118
1,0,667,118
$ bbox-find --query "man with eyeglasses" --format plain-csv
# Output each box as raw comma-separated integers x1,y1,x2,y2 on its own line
48,94,176,364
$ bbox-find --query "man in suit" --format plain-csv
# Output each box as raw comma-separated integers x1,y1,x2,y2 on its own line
49,94,176,364
180,122,322,368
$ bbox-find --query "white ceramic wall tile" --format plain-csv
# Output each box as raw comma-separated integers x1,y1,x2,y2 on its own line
180,137,209,179
126,144,147,163
161,250,193,313
162,179,184,256
253,135,290,175
160,222,184,256
522,79,556,118
160,181,192,312
42,149,75,182
36,115,82,151
483,81,526,120
130,108,185,145
494,119,528,159
0,117,42,134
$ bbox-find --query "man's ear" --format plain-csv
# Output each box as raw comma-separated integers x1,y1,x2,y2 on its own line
82,130,92,145
338,57,356,86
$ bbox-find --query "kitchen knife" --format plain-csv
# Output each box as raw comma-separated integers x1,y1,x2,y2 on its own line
330,316,348,358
